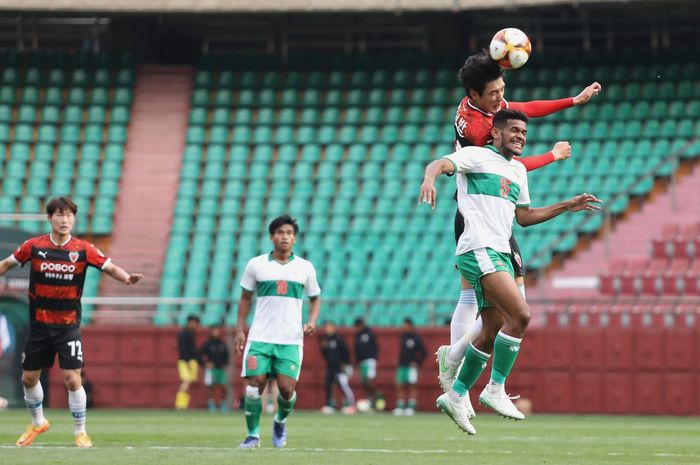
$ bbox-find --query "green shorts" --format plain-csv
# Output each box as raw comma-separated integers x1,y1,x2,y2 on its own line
204,367,228,386
456,248,515,311
359,358,377,382
395,366,418,385
242,341,303,381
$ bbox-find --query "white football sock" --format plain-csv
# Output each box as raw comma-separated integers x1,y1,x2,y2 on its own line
449,289,478,345
23,383,46,427
448,317,483,365
447,289,481,365
68,387,87,435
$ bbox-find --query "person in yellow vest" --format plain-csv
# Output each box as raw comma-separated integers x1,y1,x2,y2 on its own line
175,315,200,409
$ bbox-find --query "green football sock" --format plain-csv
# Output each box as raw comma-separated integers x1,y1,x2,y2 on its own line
275,392,296,423
453,343,491,395
407,399,416,409
244,396,262,436
396,399,405,409
491,331,522,384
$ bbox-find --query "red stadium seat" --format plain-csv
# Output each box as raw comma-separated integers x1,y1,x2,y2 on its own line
648,258,669,271
683,270,699,295
692,236,700,259
640,270,660,295
619,270,639,295
651,237,670,259
673,235,691,259
599,271,617,295
661,270,682,296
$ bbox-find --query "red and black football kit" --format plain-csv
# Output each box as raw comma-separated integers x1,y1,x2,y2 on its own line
11,234,110,370
452,96,574,276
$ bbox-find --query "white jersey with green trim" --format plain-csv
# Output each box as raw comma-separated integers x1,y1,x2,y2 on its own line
240,252,321,345
443,144,531,255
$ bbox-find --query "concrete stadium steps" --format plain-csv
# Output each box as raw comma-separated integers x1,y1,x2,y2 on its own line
97,66,193,323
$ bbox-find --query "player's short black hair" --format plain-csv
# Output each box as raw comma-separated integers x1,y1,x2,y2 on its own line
268,215,299,235
354,317,365,327
458,50,504,96
46,196,77,216
186,315,200,324
403,317,414,327
493,108,529,128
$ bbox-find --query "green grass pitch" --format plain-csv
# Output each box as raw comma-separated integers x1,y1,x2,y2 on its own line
1,409,698,464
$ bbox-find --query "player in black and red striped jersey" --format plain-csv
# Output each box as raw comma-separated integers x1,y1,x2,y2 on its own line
0,196,144,448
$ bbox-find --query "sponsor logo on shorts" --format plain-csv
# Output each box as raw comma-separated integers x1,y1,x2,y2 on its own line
290,364,297,371
247,355,258,370
496,261,505,267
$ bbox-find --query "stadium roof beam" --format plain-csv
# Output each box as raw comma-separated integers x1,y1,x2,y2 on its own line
0,0,655,13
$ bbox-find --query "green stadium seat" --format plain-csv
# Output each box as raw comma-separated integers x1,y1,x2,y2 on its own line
13,124,33,143
37,125,57,143
85,125,104,143
44,87,63,106
0,86,15,104
17,105,36,123
114,88,132,105
21,87,40,105
91,88,110,105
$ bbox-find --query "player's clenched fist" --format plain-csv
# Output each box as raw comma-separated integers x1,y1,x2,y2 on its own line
551,141,571,161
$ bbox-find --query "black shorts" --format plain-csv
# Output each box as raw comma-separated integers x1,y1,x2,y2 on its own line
22,325,84,371
454,209,525,278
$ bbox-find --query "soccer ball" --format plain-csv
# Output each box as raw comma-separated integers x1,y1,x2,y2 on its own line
356,399,372,413
489,28,532,69
0,396,8,410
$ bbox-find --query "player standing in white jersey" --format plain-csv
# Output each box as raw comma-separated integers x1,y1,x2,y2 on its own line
419,109,601,434
234,215,321,449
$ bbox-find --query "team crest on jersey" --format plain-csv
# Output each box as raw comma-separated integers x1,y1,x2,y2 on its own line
500,178,512,199
69,252,80,263
276,281,288,296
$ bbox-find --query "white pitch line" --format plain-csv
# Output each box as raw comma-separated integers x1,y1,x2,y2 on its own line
1,445,697,458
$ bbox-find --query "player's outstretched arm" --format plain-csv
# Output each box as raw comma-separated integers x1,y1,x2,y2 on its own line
303,295,320,335
234,290,253,355
518,141,572,172
0,256,19,277
509,82,600,117
103,262,144,285
515,193,602,227
573,82,603,105
419,158,455,209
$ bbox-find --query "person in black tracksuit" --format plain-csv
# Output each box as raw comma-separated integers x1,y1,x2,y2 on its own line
394,318,427,416
199,325,230,412
353,318,384,410
320,321,355,413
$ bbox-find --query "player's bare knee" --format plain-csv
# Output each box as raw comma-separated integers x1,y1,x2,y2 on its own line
21,373,39,388
278,384,295,400
513,303,531,332
64,373,82,391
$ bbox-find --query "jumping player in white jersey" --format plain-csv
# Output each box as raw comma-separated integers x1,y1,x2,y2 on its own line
419,109,601,434
234,215,321,449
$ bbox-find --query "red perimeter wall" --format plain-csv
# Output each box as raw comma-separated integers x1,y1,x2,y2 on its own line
47,325,700,415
